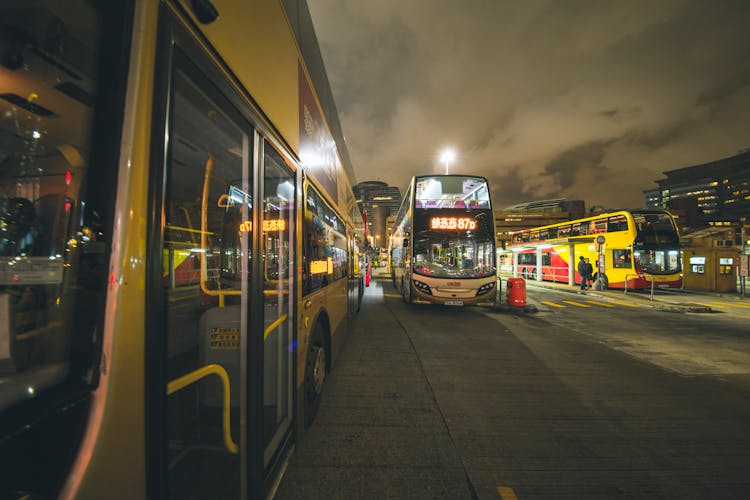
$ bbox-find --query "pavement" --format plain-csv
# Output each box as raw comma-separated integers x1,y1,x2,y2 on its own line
274,268,749,499
274,268,476,500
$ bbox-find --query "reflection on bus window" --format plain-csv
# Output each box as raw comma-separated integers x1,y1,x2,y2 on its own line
613,250,632,269
164,67,248,498
0,0,105,410
303,187,347,294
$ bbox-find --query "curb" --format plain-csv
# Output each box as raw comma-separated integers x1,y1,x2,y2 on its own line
490,303,538,314
523,281,716,314
655,304,714,313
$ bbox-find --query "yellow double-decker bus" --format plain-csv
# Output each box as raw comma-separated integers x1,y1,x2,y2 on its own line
0,1,366,498
500,210,682,290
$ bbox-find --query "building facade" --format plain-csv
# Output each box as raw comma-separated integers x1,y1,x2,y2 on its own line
353,180,401,249
644,150,750,232
495,199,586,248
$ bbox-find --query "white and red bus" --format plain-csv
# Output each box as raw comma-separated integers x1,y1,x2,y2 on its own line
501,210,682,290
389,175,497,306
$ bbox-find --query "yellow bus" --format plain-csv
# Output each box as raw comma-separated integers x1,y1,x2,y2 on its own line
500,210,682,290
0,1,366,498
390,175,497,306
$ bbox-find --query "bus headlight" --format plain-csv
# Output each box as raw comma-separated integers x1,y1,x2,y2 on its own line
475,282,495,296
412,279,432,295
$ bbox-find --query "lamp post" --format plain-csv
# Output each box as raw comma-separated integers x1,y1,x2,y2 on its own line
440,148,456,175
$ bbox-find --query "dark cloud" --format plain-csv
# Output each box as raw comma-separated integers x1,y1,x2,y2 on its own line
544,140,612,192
308,0,750,209
696,68,750,108
484,166,538,207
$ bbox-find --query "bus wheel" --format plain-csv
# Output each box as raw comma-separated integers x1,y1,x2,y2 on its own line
304,323,327,426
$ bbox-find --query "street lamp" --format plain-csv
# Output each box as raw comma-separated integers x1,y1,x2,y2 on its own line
440,148,456,175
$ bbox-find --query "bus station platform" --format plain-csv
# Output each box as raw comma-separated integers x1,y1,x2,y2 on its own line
511,275,749,314
274,269,748,499
274,268,475,499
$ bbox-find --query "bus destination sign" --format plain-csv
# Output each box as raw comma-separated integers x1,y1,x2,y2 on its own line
430,217,477,230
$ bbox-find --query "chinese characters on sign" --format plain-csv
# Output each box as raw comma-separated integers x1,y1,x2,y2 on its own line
430,217,477,230
238,219,287,233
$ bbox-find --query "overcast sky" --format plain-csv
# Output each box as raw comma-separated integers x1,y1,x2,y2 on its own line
307,0,750,210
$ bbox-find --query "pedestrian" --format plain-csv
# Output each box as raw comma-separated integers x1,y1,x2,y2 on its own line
577,256,587,290
584,258,594,289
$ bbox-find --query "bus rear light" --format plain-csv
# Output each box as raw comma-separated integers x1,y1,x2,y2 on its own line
476,281,495,296
412,279,432,295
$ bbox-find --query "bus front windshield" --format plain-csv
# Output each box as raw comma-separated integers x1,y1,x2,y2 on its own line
412,210,496,278
634,249,681,274
632,212,681,274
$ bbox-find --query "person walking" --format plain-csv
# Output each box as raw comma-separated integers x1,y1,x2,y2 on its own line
577,256,587,290
584,258,594,289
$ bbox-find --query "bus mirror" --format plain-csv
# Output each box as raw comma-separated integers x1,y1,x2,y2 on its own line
403,238,409,248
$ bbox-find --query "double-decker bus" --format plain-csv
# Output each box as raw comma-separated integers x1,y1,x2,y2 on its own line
0,1,366,499
389,175,497,306
501,210,682,290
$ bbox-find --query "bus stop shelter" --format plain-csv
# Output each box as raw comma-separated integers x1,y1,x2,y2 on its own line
498,237,598,286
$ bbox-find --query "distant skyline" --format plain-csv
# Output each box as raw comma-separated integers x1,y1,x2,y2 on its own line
307,0,750,209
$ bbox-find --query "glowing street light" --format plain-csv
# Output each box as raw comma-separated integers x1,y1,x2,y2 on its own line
440,148,456,175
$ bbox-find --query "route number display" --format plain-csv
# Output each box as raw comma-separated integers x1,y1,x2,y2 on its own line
430,217,476,230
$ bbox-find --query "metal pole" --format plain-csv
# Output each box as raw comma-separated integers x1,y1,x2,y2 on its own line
650,275,655,301
742,217,746,296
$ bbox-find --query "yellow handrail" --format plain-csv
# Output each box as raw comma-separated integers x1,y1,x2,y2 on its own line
264,313,288,340
200,154,241,307
166,364,238,454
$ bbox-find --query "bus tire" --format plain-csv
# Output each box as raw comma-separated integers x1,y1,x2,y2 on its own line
304,322,327,426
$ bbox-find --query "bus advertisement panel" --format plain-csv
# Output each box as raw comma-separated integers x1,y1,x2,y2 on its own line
390,175,497,306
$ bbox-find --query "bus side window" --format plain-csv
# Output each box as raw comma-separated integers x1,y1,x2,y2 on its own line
613,250,632,268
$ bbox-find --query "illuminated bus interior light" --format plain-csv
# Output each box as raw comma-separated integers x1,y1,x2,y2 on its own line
310,259,334,275
277,181,293,201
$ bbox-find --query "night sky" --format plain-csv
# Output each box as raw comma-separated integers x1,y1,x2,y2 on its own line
307,0,750,210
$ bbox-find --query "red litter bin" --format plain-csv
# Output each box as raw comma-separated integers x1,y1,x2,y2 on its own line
506,277,526,307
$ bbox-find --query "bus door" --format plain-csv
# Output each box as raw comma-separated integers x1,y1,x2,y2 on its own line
260,141,294,469
157,61,247,499
152,30,292,498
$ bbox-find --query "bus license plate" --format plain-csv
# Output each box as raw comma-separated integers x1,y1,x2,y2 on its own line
444,300,463,306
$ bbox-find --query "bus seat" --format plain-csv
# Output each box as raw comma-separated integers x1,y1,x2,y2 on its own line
453,200,466,208
468,200,478,208
415,200,423,208
425,200,437,208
